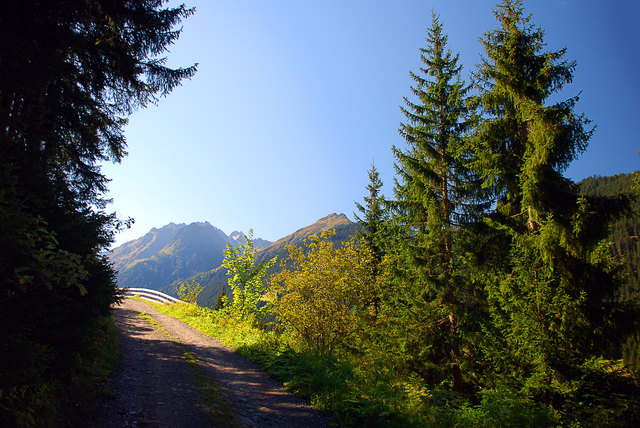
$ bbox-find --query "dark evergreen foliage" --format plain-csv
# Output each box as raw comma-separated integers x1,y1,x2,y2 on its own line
347,2,640,424
390,12,485,392
0,0,195,423
471,0,633,409
578,173,640,373
354,162,388,261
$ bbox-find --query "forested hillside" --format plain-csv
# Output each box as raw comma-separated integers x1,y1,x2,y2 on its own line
578,172,640,373
578,173,639,300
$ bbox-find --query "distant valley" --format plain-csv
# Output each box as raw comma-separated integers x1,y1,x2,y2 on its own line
109,213,356,306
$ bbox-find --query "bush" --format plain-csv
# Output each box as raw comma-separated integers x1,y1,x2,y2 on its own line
177,279,203,304
453,389,556,428
269,232,376,356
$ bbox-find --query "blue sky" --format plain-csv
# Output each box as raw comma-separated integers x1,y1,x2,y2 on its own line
102,0,639,247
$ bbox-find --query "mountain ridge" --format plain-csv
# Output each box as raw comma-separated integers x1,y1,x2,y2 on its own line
109,213,356,305
110,221,272,292
192,213,356,306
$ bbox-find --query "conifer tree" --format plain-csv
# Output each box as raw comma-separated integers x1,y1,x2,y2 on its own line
0,1,195,421
473,0,630,406
354,163,389,320
354,162,388,263
391,12,477,391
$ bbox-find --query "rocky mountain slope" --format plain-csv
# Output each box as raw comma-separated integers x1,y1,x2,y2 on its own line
109,214,356,306
255,213,355,264
192,213,356,306
110,222,272,292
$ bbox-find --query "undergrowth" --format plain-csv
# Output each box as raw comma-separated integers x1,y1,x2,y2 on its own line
143,302,459,426
0,315,120,427
143,300,640,427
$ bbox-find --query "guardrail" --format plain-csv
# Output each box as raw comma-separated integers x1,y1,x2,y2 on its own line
119,287,184,304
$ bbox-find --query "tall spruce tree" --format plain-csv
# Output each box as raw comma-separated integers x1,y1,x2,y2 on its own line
0,1,195,423
354,162,391,327
391,12,478,391
473,0,630,408
354,162,387,263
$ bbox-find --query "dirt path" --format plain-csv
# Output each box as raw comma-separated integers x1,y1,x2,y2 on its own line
95,299,329,427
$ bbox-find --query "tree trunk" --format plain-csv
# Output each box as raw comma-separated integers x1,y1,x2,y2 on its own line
449,310,463,392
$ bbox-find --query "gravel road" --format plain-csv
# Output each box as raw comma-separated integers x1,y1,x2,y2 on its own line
94,299,330,428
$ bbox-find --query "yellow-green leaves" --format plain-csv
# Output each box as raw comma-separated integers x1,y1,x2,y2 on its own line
177,279,203,304
270,231,376,356
222,229,276,322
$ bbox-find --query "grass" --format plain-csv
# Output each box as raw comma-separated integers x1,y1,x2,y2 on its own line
142,301,422,426
140,300,263,348
146,301,640,427
136,298,640,427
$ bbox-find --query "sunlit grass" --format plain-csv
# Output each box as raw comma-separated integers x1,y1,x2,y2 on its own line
141,301,436,426
131,298,640,427
144,301,263,348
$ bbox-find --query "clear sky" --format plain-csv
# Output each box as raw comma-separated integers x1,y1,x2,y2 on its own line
102,0,639,247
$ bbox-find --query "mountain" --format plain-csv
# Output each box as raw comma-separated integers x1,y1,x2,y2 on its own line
110,222,186,272
256,213,355,264
110,222,272,292
183,213,357,307
109,214,356,306
229,231,271,251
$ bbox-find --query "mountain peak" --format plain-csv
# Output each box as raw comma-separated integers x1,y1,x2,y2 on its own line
312,213,351,230
320,213,349,221
256,213,355,262
109,215,355,306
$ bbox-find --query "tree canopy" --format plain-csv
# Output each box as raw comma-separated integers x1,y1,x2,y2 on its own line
391,12,482,392
0,1,195,424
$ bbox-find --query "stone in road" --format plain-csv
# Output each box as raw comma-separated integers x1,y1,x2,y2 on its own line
95,299,329,427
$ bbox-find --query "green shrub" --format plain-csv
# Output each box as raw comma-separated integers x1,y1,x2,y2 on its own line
453,389,556,428
177,279,203,304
